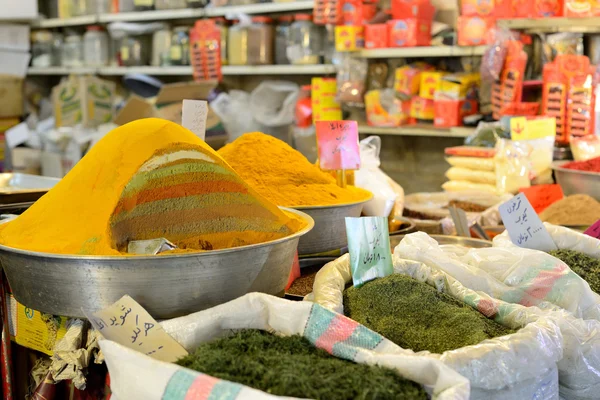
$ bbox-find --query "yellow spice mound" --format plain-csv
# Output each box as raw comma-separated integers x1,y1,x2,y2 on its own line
218,132,371,207
0,119,304,255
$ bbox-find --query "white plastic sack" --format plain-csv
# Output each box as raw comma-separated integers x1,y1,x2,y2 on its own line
102,293,469,400
310,254,562,400
355,136,401,218
250,81,299,127
211,91,262,142
396,232,600,399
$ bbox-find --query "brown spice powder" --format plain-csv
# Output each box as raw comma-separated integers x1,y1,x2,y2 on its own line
539,194,600,226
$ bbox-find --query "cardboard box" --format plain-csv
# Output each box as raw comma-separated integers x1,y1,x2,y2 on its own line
392,0,435,19
388,19,432,47
434,99,478,127
457,16,495,46
0,75,23,118
438,72,481,100
114,80,217,125
410,96,435,120
365,24,389,49
420,71,447,100
0,0,37,20
53,76,116,128
461,0,496,16
334,26,365,52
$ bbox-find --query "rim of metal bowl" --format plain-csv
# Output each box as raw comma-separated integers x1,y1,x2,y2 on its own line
0,207,315,261
551,160,600,177
290,194,373,210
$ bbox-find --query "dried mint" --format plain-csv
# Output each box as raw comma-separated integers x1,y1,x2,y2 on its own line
549,249,600,294
344,274,516,354
176,329,427,400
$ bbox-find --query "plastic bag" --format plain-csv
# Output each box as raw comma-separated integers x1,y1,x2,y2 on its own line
250,81,299,128
310,254,562,399
494,138,532,194
337,54,367,105
446,167,496,185
571,135,600,161
446,156,495,171
481,28,513,82
442,180,497,194
397,232,600,322
102,293,470,400
355,136,400,217
397,231,600,400
211,91,262,142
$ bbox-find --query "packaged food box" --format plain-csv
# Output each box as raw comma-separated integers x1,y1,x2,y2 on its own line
387,18,431,47
461,0,496,16
434,99,478,127
365,89,410,127
438,72,481,100
53,75,115,128
563,0,597,17
365,24,389,49
410,96,435,120
394,64,431,98
391,0,435,19
419,71,447,100
335,25,365,51
457,16,495,46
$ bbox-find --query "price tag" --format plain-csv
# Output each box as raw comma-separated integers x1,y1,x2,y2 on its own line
345,216,393,288
519,184,564,214
315,120,360,171
584,220,600,239
499,193,557,251
182,99,208,141
84,295,188,363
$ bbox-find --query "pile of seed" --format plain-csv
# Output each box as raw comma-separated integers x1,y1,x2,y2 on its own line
344,274,516,354
549,249,600,294
176,329,427,400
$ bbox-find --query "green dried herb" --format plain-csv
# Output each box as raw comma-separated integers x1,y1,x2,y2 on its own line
344,274,515,354
549,249,600,294
176,329,427,400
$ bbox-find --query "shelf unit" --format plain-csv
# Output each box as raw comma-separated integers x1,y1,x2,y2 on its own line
358,45,487,59
30,2,315,27
497,17,600,33
27,64,336,76
358,125,475,138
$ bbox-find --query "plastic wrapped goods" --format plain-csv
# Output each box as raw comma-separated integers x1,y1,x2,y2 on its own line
310,253,563,399
102,293,470,400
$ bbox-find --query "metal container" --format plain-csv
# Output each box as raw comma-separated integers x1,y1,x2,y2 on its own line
552,160,600,200
293,198,370,256
0,208,314,319
0,173,59,204
390,234,492,249
390,217,417,235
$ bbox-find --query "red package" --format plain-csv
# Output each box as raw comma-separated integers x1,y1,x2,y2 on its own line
434,99,478,127
445,146,497,158
492,40,527,119
285,252,300,290
190,20,222,82
314,0,342,24
341,0,363,25
519,184,564,214
388,19,431,47
365,24,389,48
391,0,435,19
457,16,496,46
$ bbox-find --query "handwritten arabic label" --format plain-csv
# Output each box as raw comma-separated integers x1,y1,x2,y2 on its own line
499,193,557,252
182,99,208,140
316,120,360,171
346,216,393,288
84,295,188,363
584,220,600,239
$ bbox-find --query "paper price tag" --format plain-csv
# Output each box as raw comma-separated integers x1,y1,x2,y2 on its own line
84,295,188,363
316,120,360,171
346,216,393,288
499,193,557,251
182,99,208,140
584,220,600,239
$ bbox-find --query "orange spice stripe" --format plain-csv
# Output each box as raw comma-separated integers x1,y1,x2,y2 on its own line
114,180,250,214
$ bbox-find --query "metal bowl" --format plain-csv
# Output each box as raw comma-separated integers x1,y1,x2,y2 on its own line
390,234,492,249
390,217,417,235
552,161,600,200
0,208,314,319
293,197,371,256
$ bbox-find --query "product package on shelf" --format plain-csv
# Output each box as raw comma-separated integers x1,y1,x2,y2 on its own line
365,89,410,127
491,40,527,120
334,25,365,51
310,253,562,399
457,16,495,46
190,20,222,82
314,0,342,24
434,73,480,128
102,293,470,400
52,76,115,128
364,24,389,49
312,77,342,121
542,55,596,145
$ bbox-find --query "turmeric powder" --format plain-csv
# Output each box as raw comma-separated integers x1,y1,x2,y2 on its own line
0,119,305,256
218,132,371,207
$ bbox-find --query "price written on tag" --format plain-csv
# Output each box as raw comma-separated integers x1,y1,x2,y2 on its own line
346,216,393,287
584,220,600,239
499,193,557,252
182,99,208,141
84,295,188,363
316,120,360,171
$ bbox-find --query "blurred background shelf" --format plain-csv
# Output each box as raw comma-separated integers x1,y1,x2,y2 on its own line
358,45,487,59
498,17,600,33
358,125,475,138
204,1,314,17
31,15,96,28
27,66,96,75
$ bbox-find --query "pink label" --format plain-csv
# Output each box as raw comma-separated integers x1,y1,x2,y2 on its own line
316,120,361,171
584,220,600,239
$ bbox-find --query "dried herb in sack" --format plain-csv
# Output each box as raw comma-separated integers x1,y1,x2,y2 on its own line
344,274,515,354
549,249,600,294
176,329,427,400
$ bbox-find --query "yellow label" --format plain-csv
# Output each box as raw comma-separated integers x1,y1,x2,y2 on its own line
14,299,68,356
134,0,154,5
334,26,364,52
121,46,130,61
510,117,557,140
170,46,182,61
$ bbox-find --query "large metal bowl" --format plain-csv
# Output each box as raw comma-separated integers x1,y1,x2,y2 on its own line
0,208,314,319
390,234,492,249
293,197,371,256
552,160,600,200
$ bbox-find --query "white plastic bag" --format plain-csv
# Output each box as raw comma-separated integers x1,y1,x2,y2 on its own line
355,136,401,217
250,81,299,127
211,91,262,142
310,254,562,400
396,231,600,399
102,293,470,400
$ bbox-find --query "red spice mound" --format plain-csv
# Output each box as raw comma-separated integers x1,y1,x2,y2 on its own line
562,156,600,173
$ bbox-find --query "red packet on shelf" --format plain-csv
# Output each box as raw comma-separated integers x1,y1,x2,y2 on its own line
190,20,222,82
